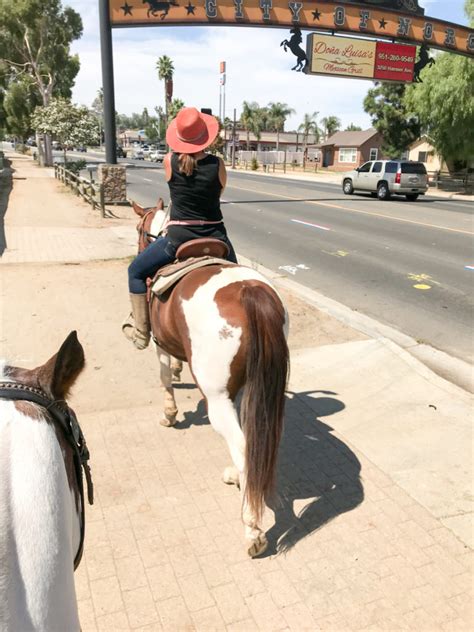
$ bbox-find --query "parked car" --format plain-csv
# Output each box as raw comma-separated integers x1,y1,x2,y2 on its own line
116,145,127,158
74,146,87,152
52,141,63,151
342,160,429,201
132,148,144,160
149,145,167,163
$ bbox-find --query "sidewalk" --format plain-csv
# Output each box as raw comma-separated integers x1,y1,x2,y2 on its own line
1,153,472,631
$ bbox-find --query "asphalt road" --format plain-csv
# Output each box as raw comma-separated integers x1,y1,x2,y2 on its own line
60,149,474,363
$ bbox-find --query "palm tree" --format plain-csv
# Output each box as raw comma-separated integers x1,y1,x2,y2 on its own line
156,56,174,125
298,112,320,160
268,102,295,151
321,115,341,140
241,101,262,150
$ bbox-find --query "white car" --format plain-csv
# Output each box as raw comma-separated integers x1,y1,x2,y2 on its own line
149,146,167,163
132,148,144,160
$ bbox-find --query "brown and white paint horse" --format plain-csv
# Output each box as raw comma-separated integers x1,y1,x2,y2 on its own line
133,199,289,556
0,332,86,630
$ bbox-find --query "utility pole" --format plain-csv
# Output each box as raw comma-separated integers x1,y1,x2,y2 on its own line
98,0,117,164
232,108,237,169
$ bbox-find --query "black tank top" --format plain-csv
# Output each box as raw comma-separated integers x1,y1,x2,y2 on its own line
168,153,223,222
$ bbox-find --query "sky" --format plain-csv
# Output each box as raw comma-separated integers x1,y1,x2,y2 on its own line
66,0,469,131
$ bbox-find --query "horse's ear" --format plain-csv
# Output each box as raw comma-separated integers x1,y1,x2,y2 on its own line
132,201,146,217
156,197,164,210
37,331,85,401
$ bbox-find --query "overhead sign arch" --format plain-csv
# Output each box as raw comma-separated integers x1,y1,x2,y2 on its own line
109,1,474,57
100,0,473,163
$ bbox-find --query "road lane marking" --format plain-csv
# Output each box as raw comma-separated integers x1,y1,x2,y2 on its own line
291,219,331,231
143,178,153,182
226,183,473,236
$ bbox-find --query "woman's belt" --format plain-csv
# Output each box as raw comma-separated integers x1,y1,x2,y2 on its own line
166,219,223,227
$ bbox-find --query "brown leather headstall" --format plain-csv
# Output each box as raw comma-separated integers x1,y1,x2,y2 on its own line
0,382,93,570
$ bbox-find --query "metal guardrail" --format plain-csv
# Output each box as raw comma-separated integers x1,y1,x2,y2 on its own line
54,163,105,217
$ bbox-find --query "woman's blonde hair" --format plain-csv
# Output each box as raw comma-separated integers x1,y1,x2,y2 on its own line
178,153,198,177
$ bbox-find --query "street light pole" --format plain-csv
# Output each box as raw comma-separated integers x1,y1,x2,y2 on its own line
98,0,117,164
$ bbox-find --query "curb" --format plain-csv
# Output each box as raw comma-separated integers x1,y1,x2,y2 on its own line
238,254,473,395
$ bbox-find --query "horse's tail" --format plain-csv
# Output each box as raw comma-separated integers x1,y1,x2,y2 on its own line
240,283,289,523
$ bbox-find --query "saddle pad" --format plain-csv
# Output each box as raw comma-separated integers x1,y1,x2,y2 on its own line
152,257,235,297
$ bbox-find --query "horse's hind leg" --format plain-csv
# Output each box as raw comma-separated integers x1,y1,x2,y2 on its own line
155,345,178,427
206,395,268,557
171,356,183,382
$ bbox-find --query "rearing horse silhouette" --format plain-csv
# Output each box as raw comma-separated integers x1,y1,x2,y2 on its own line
280,27,308,72
413,44,435,82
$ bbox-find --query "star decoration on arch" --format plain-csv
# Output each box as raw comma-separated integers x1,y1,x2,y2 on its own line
379,17,387,29
120,2,133,16
186,2,196,14
312,9,321,21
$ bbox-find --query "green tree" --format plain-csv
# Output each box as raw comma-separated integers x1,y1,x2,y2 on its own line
32,98,99,164
0,0,83,165
168,98,185,122
345,123,362,131
90,88,104,145
268,102,295,151
156,55,174,125
321,115,341,140
240,101,264,150
404,54,474,165
298,112,320,159
3,76,40,141
363,83,420,158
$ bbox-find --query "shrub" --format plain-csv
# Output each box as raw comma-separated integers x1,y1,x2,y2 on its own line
251,157,259,171
65,159,87,174
16,144,30,154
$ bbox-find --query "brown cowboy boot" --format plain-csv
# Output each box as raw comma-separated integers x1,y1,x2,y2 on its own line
122,293,151,350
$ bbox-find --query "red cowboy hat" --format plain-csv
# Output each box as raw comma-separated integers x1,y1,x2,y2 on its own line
166,107,219,153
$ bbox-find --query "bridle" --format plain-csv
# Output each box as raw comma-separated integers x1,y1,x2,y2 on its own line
137,208,159,253
0,382,94,570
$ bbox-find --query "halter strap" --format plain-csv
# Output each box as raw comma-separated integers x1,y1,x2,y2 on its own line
0,382,93,570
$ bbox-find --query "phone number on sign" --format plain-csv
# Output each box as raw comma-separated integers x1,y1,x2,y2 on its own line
377,53,415,62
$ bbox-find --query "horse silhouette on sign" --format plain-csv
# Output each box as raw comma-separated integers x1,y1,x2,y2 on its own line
143,0,179,20
280,27,308,72
413,44,435,82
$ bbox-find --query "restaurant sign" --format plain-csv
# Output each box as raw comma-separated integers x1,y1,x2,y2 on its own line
307,34,416,82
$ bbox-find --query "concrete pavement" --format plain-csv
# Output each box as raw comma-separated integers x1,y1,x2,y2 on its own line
1,152,473,631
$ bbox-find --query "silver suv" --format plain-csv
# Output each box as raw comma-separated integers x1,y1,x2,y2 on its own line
342,160,428,201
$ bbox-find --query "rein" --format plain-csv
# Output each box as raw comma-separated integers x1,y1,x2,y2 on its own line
0,382,93,570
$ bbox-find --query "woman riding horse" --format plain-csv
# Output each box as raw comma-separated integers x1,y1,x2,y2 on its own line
124,107,238,349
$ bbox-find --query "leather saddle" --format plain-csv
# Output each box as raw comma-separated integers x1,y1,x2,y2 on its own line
148,238,233,298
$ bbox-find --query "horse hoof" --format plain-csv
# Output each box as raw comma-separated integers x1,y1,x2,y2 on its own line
222,466,240,488
247,533,268,558
160,415,177,427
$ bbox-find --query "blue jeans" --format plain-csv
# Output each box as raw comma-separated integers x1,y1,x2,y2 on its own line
128,235,238,294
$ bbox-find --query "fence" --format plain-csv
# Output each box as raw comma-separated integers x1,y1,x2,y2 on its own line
54,163,105,217
427,170,474,194
236,150,321,173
